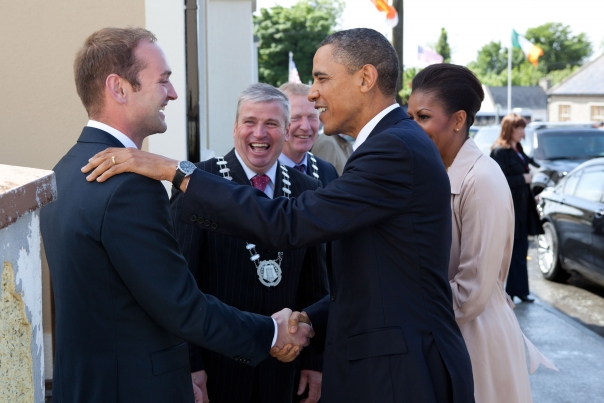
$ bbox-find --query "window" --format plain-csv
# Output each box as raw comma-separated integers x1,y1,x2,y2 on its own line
574,168,604,202
558,104,571,122
562,172,581,196
591,105,604,123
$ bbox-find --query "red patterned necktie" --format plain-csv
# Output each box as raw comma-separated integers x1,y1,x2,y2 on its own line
251,174,270,192
294,164,306,173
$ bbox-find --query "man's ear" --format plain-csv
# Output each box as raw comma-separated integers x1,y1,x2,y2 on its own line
106,74,128,105
284,122,291,141
359,64,379,94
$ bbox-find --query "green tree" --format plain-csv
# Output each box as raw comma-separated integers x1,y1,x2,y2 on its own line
398,67,421,105
525,22,592,72
254,0,344,86
435,28,451,63
468,23,592,87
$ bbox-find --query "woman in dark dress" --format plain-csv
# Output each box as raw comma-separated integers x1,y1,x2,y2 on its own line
490,114,543,303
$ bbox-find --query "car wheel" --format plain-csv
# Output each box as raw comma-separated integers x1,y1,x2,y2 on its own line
537,221,569,282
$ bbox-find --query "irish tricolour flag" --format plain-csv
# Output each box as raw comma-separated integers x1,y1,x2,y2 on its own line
512,29,544,67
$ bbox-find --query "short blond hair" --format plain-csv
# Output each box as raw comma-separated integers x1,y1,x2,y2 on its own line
278,82,311,97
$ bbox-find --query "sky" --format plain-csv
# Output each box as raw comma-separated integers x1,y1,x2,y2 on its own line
256,0,604,68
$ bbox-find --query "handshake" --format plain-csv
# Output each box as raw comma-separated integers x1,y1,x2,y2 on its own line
270,308,314,362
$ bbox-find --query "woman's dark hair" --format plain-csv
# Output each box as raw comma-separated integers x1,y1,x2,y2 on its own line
411,64,484,134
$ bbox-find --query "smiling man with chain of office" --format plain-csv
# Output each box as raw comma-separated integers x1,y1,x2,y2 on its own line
170,83,329,403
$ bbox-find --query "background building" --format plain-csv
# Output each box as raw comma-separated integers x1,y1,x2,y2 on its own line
547,53,604,123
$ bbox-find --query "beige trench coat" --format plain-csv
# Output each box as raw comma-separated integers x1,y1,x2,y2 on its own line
447,139,556,403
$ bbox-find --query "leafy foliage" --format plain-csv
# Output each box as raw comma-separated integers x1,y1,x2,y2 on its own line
525,23,592,72
254,0,344,86
468,23,591,87
435,28,451,63
398,67,421,105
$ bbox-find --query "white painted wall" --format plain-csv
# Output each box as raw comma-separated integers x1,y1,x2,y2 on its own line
145,0,188,189
549,96,604,122
144,0,256,182
205,0,256,156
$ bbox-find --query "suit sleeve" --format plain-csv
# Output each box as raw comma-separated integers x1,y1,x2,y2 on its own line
297,237,329,371
101,173,274,367
180,131,415,251
170,186,205,372
450,161,514,325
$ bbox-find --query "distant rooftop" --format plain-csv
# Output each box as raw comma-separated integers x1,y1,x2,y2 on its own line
548,53,604,96
488,86,547,110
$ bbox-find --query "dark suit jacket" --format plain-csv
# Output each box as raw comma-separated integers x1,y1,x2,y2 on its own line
490,145,543,237
40,127,274,403
177,108,475,403
305,152,339,186
170,149,329,403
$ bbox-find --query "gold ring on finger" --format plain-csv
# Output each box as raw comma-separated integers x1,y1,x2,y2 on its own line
111,156,116,165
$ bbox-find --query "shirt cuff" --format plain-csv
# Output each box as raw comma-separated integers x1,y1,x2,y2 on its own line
271,318,278,347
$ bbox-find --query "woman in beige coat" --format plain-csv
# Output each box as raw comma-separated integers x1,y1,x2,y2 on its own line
407,64,556,403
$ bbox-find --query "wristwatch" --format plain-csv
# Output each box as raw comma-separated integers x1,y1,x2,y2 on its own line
172,161,196,189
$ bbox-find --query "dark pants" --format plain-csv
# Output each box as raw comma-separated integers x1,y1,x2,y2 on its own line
506,228,530,298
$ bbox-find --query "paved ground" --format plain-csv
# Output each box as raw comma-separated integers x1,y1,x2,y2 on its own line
514,239,604,403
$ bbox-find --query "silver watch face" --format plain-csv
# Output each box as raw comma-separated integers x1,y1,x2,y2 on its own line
178,161,196,176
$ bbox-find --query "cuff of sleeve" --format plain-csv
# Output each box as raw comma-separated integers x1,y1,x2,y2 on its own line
271,318,278,347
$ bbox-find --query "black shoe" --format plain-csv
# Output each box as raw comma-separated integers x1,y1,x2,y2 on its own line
518,295,534,303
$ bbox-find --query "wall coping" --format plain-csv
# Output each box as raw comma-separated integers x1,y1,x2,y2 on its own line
0,164,57,230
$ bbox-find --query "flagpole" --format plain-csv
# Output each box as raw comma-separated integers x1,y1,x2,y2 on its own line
507,32,512,115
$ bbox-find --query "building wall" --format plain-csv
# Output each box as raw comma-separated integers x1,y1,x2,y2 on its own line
205,0,256,156
146,0,188,170
0,165,56,403
548,95,604,122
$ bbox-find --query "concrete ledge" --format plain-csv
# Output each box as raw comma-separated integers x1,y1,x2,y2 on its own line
0,164,57,230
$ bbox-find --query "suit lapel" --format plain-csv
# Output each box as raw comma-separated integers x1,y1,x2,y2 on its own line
274,162,284,198
305,154,312,176
224,149,250,186
77,126,127,148
367,107,410,141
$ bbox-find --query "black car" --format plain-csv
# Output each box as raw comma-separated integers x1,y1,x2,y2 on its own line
537,158,604,286
524,124,604,195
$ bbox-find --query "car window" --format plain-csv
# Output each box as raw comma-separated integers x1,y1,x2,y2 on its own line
562,172,581,195
473,126,501,155
574,168,604,202
534,130,604,160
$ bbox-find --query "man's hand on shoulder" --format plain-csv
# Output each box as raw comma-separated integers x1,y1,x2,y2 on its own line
81,147,178,185
270,308,314,362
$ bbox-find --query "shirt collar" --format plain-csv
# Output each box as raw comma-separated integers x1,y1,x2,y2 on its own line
234,150,278,185
352,103,399,151
86,120,138,149
447,138,484,195
278,153,306,168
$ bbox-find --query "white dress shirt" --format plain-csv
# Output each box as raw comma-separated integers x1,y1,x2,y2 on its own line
352,103,399,152
234,150,280,345
87,120,138,149
234,150,279,199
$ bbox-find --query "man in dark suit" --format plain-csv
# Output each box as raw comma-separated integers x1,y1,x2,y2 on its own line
277,83,339,187
82,28,475,402
171,83,328,403
41,27,312,403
